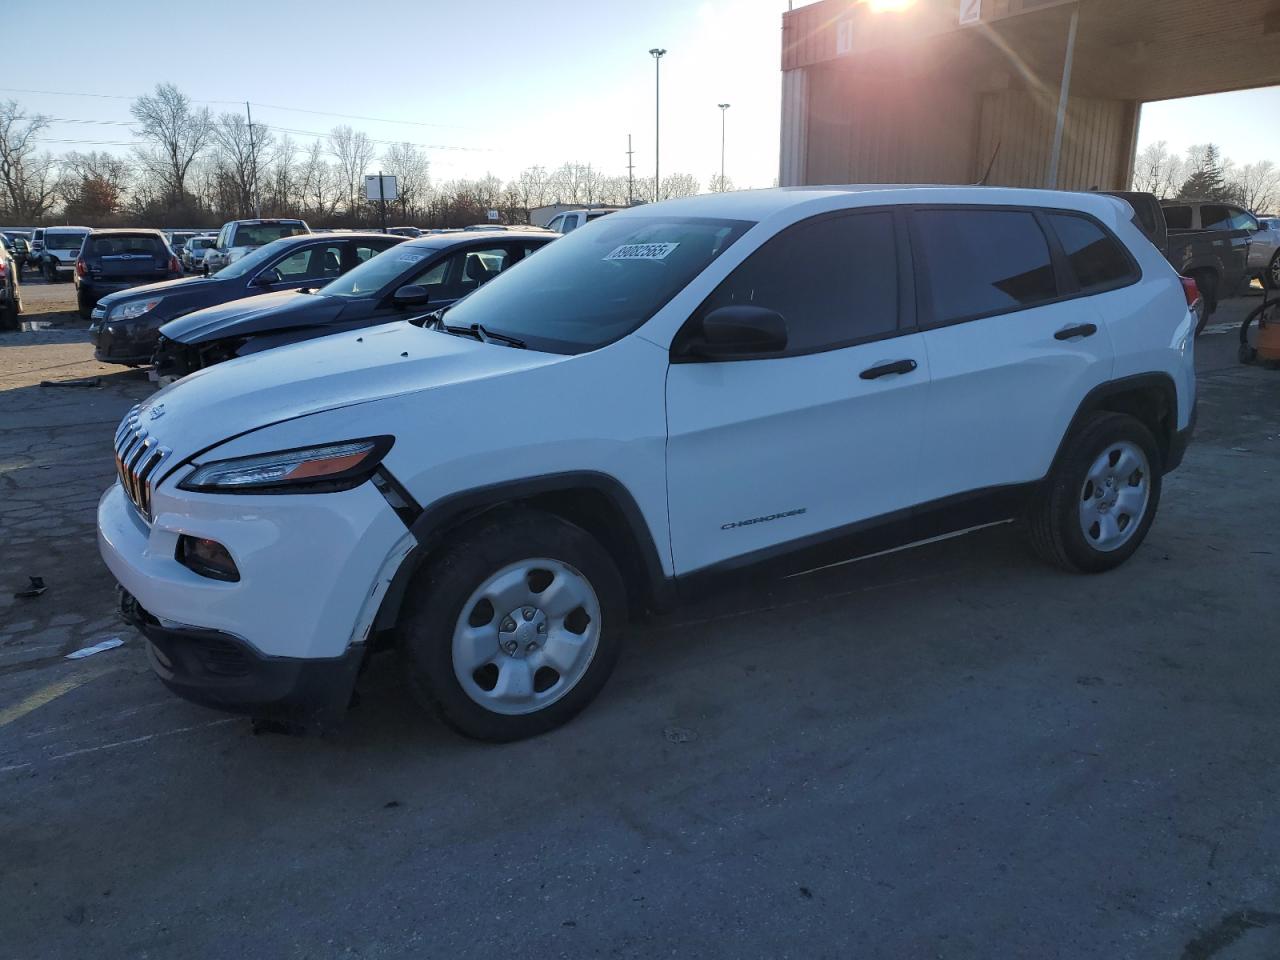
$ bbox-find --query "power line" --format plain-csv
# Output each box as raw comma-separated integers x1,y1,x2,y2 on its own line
0,86,475,131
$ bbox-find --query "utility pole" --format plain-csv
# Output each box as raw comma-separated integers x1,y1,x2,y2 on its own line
649,48,666,202
717,103,730,191
626,133,635,207
245,101,261,217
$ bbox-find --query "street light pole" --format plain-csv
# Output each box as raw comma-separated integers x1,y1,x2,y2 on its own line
717,103,730,191
649,48,666,202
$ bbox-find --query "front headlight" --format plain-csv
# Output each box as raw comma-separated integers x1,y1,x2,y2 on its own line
178,437,394,493
109,298,164,321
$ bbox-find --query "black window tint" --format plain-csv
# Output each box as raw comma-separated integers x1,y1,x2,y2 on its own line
1048,214,1133,291
700,211,898,353
1200,205,1231,230
915,210,1057,324
1163,205,1192,229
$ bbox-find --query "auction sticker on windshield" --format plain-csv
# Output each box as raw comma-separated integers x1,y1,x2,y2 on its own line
604,242,679,261
397,253,426,263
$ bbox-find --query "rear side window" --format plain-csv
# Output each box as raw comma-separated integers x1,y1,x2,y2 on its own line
1162,205,1192,229
1047,214,1135,291
913,209,1056,324
88,235,166,257
699,211,899,353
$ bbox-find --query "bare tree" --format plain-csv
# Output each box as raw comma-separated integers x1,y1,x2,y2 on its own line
0,100,61,220
328,125,375,218
707,172,735,193
211,112,272,217
382,141,430,221
1233,161,1280,214
299,139,341,221
130,83,213,203
60,151,132,222
263,134,298,216
658,172,699,200
1131,141,1185,198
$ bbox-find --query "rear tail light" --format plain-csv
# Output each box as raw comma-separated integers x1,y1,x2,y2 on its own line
0,261,6,278
1179,276,1201,309
168,255,180,273
75,258,87,278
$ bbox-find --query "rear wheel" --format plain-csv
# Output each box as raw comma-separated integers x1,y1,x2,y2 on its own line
399,509,627,741
76,289,93,320
1027,412,1162,573
43,260,57,283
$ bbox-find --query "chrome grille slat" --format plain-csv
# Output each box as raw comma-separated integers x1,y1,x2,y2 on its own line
113,406,169,522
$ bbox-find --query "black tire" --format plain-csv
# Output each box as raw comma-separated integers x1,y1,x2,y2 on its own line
0,298,15,331
1193,271,1218,334
1027,412,1163,574
76,290,94,320
1266,252,1280,291
43,260,57,283
11,275,21,316
399,508,627,742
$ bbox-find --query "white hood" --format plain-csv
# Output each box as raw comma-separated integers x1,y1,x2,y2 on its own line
134,321,559,460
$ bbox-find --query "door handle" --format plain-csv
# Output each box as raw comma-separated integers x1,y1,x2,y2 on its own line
859,358,918,380
1054,323,1097,341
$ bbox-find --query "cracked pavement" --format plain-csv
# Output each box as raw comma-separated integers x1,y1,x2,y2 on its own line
2,284,1280,960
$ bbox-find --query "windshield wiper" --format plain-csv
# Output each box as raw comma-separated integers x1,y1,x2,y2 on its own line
442,322,526,349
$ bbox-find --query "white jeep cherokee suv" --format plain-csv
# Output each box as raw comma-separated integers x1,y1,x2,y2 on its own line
98,186,1197,740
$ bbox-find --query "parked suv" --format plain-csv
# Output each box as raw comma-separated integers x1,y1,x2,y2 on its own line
74,230,182,319
39,227,91,281
99,187,1197,741
203,218,310,273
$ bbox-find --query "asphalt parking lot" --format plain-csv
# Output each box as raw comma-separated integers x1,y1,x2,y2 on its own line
2,280,1279,959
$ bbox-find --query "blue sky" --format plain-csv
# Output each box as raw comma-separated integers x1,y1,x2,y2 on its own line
1138,87,1280,168
7,1,1279,192
7,0,788,190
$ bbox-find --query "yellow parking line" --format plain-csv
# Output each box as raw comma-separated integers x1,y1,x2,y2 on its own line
0,676,89,727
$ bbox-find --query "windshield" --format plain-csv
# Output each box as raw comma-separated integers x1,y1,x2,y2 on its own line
88,235,166,257
213,237,303,279
322,244,428,298
45,231,88,251
232,222,307,246
439,216,751,353
191,237,215,250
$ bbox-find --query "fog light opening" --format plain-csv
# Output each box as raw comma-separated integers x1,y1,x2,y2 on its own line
176,535,241,582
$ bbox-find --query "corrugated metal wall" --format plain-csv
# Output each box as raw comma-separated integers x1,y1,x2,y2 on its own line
793,64,1137,190
802,67,980,186
977,89,1136,190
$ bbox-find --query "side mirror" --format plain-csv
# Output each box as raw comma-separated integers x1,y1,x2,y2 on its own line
253,268,282,288
393,284,430,307
685,305,788,359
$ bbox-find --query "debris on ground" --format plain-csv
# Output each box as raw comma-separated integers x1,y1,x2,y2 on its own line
39,377,102,388
65,637,124,660
13,576,47,599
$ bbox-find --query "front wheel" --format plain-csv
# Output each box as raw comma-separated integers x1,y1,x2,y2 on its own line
43,261,57,283
1266,252,1280,291
399,509,627,741
1027,412,1163,573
